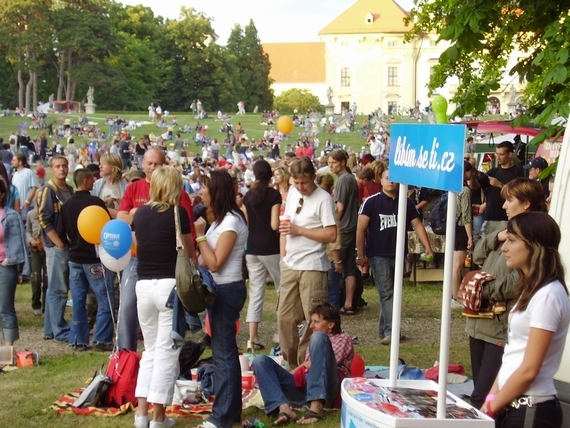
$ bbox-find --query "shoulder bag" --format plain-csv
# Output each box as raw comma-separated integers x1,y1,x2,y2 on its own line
174,206,216,313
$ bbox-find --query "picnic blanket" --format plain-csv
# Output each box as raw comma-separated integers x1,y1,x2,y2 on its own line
50,386,262,417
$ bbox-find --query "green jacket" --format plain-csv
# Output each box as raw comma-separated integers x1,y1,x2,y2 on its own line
465,229,519,346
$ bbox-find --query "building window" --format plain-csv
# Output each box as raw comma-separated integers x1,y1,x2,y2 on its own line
341,67,351,87
388,67,398,86
388,101,398,115
388,40,398,47
365,13,373,25
430,66,435,76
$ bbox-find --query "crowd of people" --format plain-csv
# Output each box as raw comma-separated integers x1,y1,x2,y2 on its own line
0,124,569,428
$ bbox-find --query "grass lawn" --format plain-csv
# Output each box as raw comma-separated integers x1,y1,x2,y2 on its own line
1,279,472,428
1,110,477,426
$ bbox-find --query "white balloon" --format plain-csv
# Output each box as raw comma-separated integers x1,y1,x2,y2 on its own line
97,244,131,272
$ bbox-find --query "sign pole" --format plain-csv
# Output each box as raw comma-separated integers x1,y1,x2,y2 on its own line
388,183,409,386
436,191,457,418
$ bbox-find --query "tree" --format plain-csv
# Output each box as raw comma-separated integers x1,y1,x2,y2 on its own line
274,88,321,113
406,1,570,145
227,20,273,111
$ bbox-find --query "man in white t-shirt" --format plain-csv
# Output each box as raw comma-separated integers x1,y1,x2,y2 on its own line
11,152,38,219
278,156,337,369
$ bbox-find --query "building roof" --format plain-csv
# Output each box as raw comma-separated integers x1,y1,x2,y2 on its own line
319,0,410,36
263,42,326,84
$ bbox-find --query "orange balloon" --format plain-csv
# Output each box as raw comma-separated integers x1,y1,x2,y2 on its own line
277,116,294,134
77,206,111,244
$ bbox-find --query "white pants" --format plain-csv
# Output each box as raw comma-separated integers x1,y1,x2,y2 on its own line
245,254,281,323
135,278,180,405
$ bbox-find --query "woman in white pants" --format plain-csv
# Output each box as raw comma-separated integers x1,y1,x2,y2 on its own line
132,166,196,428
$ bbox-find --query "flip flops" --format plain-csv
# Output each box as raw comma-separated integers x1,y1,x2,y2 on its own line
274,412,297,426
296,410,324,424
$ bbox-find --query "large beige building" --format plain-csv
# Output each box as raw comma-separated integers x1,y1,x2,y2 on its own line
264,0,525,116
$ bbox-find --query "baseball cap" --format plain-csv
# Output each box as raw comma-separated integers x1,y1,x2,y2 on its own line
523,156,548,170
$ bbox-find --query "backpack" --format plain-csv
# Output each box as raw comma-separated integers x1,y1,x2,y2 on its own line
428,192,448,235
103,350,141,407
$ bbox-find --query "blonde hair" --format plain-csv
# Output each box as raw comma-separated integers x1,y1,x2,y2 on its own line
100,153,123,180
148,166,182,212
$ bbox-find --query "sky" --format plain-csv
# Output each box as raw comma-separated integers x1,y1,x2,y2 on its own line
119,0,416,44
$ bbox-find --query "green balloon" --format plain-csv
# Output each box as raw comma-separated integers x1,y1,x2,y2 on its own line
432,96,448,124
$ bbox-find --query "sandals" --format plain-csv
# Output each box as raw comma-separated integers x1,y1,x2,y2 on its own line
274,412,297,426
246,340,266,352
339,306,355,315
296,410,324,424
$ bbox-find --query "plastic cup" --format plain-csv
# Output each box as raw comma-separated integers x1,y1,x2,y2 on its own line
241,371,255,390
191,368,198,381
279,215,291,235
239,354,250,372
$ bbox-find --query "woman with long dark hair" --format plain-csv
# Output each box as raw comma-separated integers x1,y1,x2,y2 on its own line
243,160,281,351
467,178,548,410
482,212,569,427
195,170,248,428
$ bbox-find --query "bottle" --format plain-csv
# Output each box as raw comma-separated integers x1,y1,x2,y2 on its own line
252,419,267,428
464,252,472,269
420,252,434,263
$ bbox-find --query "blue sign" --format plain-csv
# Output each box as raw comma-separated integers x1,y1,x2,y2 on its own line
389,124,466,192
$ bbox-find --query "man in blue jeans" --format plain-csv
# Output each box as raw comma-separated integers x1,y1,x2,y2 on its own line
62,168,114,351
356,169,433,345
252,303,354,425
38,155,74,343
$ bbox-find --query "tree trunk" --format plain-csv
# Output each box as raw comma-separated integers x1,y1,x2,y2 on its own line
57,51,65,101
66,47,73,101
18,68,24,110
71,81,77,102
32,70,38,111
25,70,33,113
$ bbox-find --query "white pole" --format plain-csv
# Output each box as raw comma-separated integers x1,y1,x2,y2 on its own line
436,191,458,418
389,183,409,386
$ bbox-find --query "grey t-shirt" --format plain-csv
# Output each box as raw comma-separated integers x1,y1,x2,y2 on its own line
335,171,359,231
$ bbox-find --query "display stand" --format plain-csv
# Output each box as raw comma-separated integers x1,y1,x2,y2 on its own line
341,379,493,427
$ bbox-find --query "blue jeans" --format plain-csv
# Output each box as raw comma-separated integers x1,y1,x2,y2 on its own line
0,264,19,342
43,246,70,341
327,262,341,309
117,256,139,351
208,280,247,428
68,262,115,346
252,332,340,414
368,256,395,337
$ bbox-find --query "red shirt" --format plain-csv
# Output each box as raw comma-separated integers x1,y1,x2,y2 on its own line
36,166,46,179
119,179,196,241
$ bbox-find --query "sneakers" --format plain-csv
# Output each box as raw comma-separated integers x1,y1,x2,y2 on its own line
196,421,217,428
94,343,114,352
451,299,463,309
134,414,149,428
380,335,407,346
149,417,175,428
71,344,91,352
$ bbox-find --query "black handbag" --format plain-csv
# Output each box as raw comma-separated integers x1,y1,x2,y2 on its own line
174,206,216,313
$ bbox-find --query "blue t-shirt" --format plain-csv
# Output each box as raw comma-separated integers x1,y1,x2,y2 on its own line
358,191,420,258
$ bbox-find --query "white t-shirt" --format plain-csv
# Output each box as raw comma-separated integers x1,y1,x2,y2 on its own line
205,211,248,284
11,168,37,204
282,186,336,272
498,280,570,395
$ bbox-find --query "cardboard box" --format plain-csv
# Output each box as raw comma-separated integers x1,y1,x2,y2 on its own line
0,346,14,366
341,378,493,427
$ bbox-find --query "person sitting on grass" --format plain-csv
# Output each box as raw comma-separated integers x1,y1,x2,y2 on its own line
252,303,354,425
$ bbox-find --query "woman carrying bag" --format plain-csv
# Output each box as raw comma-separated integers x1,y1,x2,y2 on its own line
194,170,248,428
